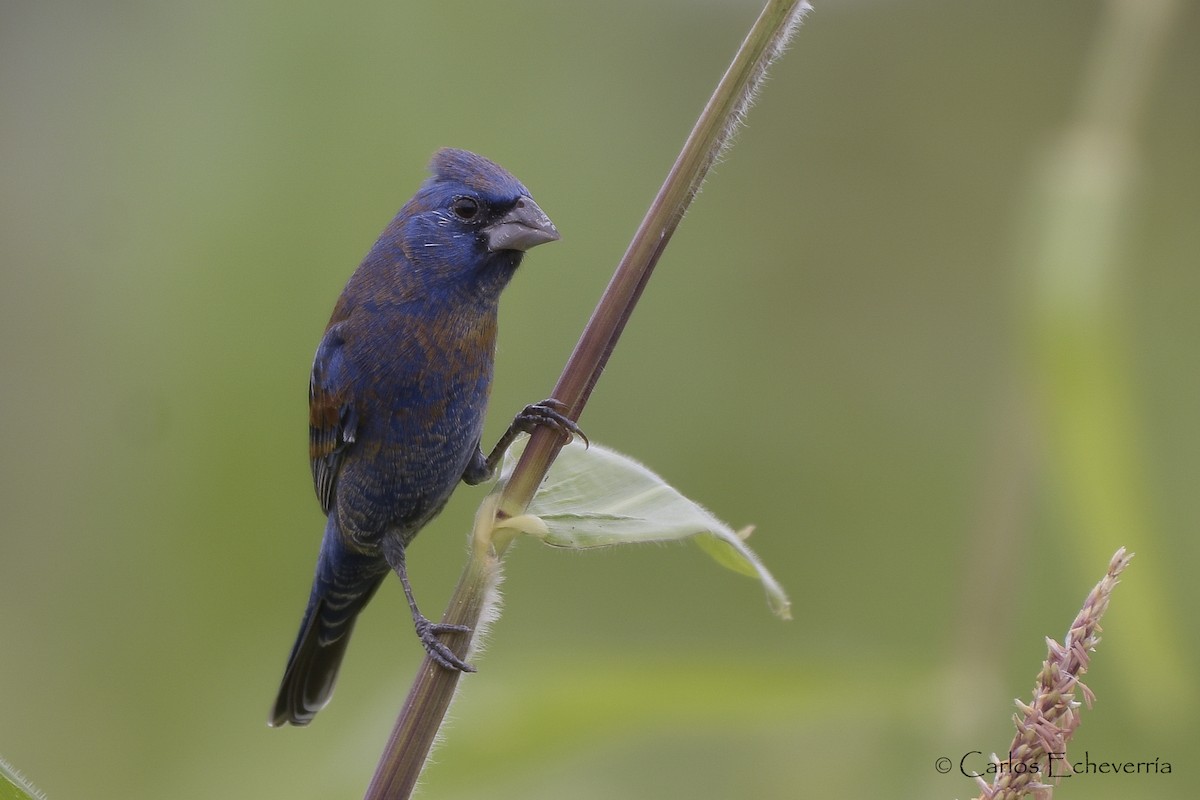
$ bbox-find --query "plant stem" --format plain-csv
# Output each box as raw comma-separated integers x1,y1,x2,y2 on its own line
364,2,811,797
363,544,496,800
500,0,811,521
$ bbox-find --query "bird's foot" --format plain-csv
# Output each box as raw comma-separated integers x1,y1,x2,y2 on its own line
414,615,476,672
514,399,588,447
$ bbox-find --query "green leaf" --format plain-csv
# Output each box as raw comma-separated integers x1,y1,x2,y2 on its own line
1,757,46,800
496,439,791,619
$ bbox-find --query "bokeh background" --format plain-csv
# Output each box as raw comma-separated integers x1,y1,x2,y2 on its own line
2,0,1197,797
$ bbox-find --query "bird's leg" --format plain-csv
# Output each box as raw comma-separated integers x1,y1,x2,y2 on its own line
462,398,587,485
380,537,475,672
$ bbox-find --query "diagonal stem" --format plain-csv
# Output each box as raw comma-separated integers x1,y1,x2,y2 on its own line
364,3,811,798
499,0,811,521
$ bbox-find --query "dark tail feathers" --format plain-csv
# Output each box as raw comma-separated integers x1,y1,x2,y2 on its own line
269,528,387,727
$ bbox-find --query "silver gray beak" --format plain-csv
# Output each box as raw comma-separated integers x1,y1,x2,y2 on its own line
484,196,560,253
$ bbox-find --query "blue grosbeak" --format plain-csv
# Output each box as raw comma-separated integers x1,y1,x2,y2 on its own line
270,148,572,727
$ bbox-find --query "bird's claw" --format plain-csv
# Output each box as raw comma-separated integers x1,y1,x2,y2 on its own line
516,398,589,448
414,615,476,672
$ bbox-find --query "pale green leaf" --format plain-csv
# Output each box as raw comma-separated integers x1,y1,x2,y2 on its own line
496,439,791,619
1,757,46,800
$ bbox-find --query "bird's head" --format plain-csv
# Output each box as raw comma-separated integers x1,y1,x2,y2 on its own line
390,148,559,300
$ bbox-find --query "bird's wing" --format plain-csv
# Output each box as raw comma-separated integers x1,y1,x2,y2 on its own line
309,322,358,515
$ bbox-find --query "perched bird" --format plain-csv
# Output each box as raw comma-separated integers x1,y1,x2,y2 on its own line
270,148,574,727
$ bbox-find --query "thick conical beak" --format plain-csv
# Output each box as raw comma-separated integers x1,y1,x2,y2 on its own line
484,196,560,253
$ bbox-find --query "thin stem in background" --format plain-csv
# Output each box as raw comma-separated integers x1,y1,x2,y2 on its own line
1019,0,1188,720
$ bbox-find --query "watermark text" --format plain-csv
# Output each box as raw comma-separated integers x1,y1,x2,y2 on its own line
933,751,1173,778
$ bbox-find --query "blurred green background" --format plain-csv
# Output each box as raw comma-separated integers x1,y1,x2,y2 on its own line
2,0,1197,797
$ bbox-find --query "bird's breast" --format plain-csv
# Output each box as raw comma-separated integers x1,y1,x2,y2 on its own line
335,304,498,541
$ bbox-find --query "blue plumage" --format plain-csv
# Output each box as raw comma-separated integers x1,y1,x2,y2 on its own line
270,149,567,727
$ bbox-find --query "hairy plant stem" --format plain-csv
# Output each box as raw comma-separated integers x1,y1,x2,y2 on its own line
364,2,811,797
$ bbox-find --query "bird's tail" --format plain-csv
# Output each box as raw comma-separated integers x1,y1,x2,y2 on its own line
269,520,388,727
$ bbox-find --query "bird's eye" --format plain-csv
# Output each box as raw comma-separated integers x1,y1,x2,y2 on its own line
450,197,480,221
